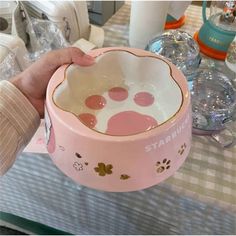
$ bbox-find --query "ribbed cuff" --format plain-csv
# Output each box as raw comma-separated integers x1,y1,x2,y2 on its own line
0,80,40,145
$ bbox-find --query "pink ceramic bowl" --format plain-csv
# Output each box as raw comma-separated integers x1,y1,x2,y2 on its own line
45,47,192,192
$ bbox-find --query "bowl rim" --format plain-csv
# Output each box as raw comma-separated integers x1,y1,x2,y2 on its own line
46,47,191,142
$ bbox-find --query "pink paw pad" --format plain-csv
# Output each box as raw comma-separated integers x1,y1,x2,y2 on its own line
108,87,128,101
85,95,106,110
78,113,97,129
80,87,158,135
134,92,154,106
106,111,158,135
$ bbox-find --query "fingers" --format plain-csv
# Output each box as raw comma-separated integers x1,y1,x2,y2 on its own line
44,47,95,70
67,47,95,66
9,47,95,118
17,47,95,100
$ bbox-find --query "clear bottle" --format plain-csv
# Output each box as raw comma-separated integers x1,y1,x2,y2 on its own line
226,35,236,73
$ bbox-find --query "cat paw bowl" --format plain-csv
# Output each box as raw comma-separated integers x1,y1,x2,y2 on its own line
45,47,192,192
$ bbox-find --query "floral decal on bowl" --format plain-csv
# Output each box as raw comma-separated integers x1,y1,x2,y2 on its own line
73,162,84,171
120,174,130,180
94,163,113,176
178,143,187,155
156,159,171,173
73,152,88,171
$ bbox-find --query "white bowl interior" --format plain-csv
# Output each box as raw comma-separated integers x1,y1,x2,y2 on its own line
53,50,183,136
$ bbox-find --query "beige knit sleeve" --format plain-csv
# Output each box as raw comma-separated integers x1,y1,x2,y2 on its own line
0,80,40,176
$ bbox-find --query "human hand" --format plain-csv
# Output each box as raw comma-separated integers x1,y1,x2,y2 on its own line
11,47,95,118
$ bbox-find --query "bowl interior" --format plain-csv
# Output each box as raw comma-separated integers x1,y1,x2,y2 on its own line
53,50,183,136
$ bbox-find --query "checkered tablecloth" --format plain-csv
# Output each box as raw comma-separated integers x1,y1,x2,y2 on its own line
103,2,236,208
0,3,236,235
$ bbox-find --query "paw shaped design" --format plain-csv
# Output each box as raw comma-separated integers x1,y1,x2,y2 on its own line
73,162,83,171
178,143,187,155
120,174,130,180
73,161,88,171
94,163,113,176
78,87,160,136
156,159,171,173
55,52,183,137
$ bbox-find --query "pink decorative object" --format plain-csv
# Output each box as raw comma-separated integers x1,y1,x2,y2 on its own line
108,87,128,101
134,91,155,106
106,111,158,136
45,106,56,154
46,47,192,192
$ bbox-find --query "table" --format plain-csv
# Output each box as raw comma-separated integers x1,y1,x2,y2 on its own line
0,3,235,235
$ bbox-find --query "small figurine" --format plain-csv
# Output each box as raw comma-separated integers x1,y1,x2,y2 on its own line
220,0,236,23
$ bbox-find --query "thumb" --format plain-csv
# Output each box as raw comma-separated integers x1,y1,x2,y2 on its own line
54,47,95,67
37,47,95,74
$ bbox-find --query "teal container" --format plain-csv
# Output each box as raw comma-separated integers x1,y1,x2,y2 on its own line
165,14,186,29
166,14,176,23
196,0,236,59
